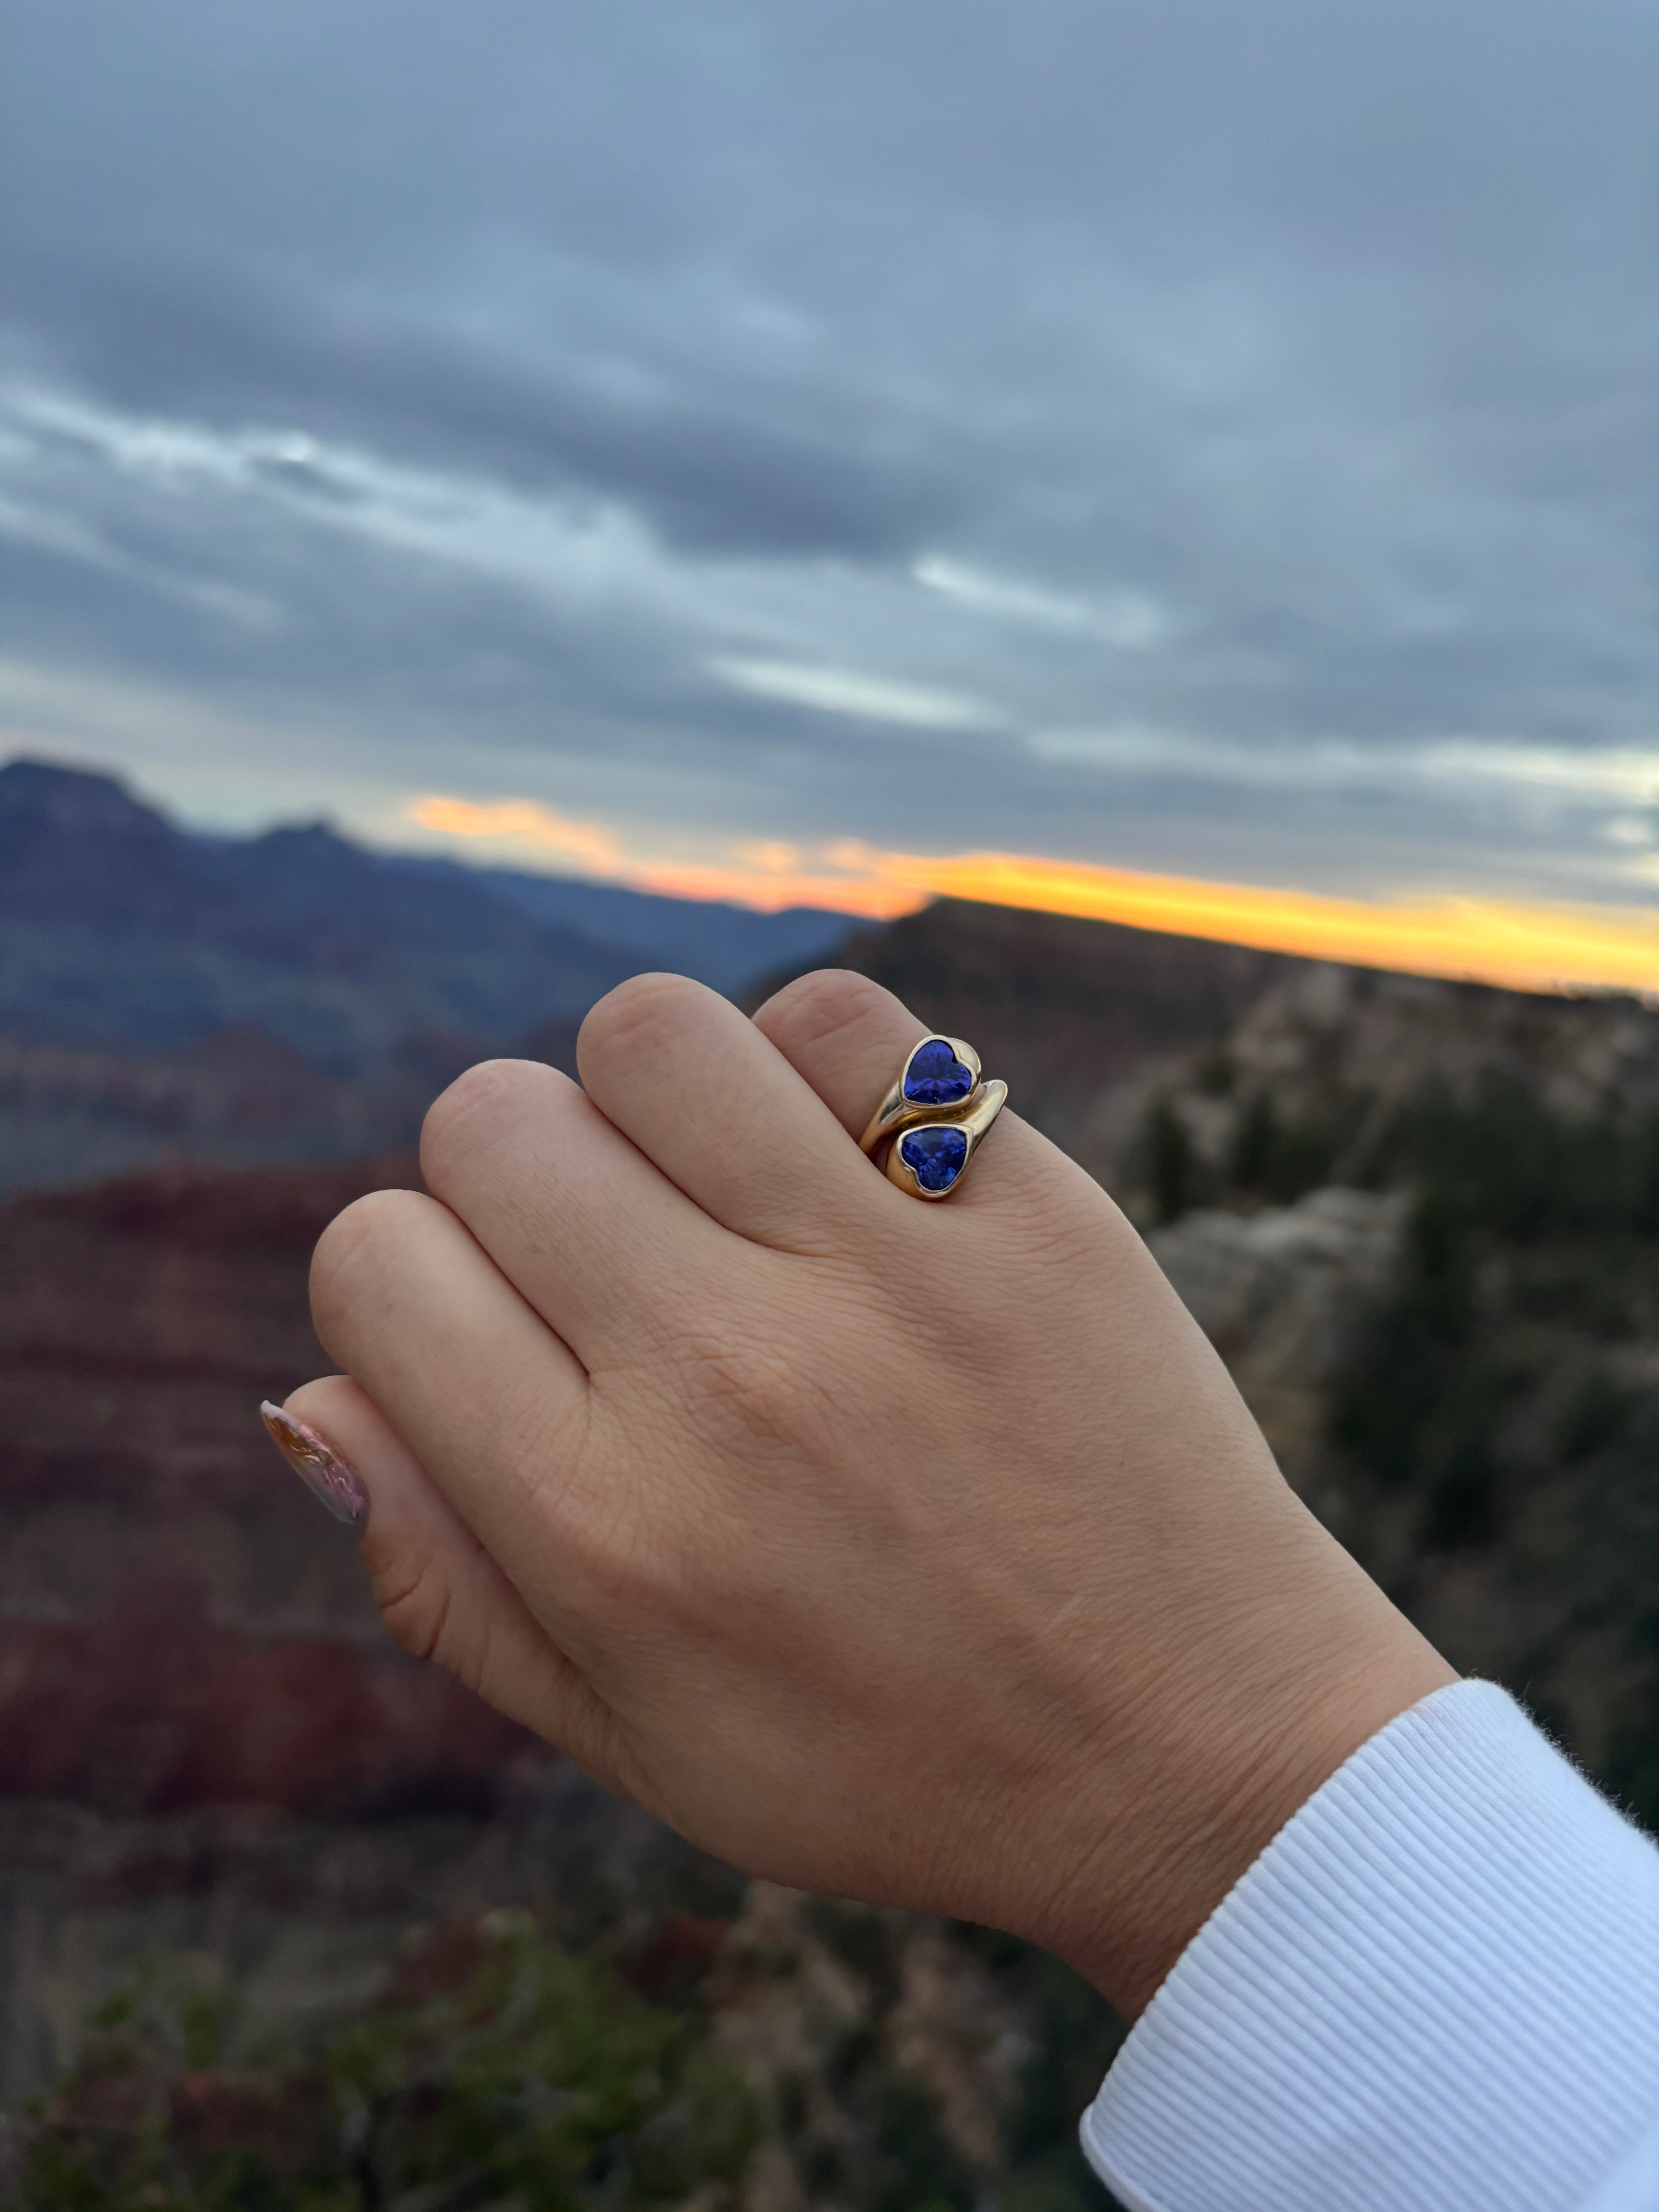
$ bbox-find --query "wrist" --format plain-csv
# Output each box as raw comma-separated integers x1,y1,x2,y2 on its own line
1034,1579,1458,2016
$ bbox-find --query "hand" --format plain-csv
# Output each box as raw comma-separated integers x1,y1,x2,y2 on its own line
279,969,1454,2015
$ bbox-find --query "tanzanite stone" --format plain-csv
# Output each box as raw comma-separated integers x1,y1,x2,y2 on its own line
903,1038,975,1107
900,1123,969,1192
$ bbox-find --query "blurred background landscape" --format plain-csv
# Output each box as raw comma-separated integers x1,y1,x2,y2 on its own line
7,758,1659,2210
2,0,1654,2203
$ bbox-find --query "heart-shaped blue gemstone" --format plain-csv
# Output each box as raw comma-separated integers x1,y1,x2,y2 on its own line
899,1123,969,1192
903,1038,975,1107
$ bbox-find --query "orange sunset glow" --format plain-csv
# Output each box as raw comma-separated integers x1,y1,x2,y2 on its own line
410,795,1659,999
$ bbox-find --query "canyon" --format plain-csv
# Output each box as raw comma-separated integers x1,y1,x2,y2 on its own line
7,880,1659,2205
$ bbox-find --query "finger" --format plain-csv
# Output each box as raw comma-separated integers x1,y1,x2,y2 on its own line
575,972,883,1249
749,969,930,1136
750,968,1047,1215
278,1374,631,1793
307,1187,622,1643
419,1058,732,1368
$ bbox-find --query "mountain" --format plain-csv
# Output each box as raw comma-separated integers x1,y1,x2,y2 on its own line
0,759,850,1195
0,760,632,1065
0,761,641,1070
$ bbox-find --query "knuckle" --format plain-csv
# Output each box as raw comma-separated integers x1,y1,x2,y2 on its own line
756,968,914,1057
367,1539,495,1699
309,1188,429,1334
420,1057,553,1180
372,1546,457,1669
578,971,716,1073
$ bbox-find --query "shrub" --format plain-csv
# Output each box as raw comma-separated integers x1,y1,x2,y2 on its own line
10,1913,758,2212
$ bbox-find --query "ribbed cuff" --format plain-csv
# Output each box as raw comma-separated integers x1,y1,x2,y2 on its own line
1081,1681,1659,2212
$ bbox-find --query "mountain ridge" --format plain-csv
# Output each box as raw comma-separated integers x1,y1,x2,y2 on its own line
0,757,852,1194
0,758,850,1061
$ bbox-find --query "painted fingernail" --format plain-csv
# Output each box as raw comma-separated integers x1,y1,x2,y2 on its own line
259,1401,369,1527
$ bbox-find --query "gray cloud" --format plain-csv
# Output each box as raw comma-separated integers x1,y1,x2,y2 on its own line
0,0,1654,905
6,247,965,559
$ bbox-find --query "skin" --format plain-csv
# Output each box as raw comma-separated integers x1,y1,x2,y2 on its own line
284,968,1455,2018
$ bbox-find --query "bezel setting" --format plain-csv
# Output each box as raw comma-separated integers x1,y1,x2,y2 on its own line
857,1034,1007,1199
882,1077,1008,1200
857,1034,985,1156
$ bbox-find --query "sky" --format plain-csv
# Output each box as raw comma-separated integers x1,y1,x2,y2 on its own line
2,0,1656,987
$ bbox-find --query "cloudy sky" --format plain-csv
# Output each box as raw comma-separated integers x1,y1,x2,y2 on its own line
2,0,1656,974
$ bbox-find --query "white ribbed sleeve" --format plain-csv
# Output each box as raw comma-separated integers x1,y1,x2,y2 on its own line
1080,1680,1659,2212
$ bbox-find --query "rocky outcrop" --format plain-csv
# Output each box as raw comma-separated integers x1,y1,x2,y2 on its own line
1149,1187,1406,1491
1226,960,1659,1127
1074,958,1659,1203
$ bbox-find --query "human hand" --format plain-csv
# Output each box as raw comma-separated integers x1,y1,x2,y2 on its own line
275,970,1453,2015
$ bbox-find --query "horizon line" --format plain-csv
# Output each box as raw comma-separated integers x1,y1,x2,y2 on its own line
410,795,1659,1002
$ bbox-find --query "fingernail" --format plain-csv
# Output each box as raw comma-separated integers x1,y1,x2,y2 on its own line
259,1401,369,1527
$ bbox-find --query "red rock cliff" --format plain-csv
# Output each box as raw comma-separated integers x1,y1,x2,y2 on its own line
0,1157,544,1815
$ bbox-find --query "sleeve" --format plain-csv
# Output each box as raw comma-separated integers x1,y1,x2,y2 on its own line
1080,1679,1659,2212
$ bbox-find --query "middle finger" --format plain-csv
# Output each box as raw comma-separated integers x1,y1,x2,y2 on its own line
575,972,889,1251
419,1055,736,1369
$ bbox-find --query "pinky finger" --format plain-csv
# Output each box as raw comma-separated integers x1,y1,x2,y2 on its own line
269,1374,636,1799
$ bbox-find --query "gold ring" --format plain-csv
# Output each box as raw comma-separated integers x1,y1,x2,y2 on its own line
858,1034,1008,1200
